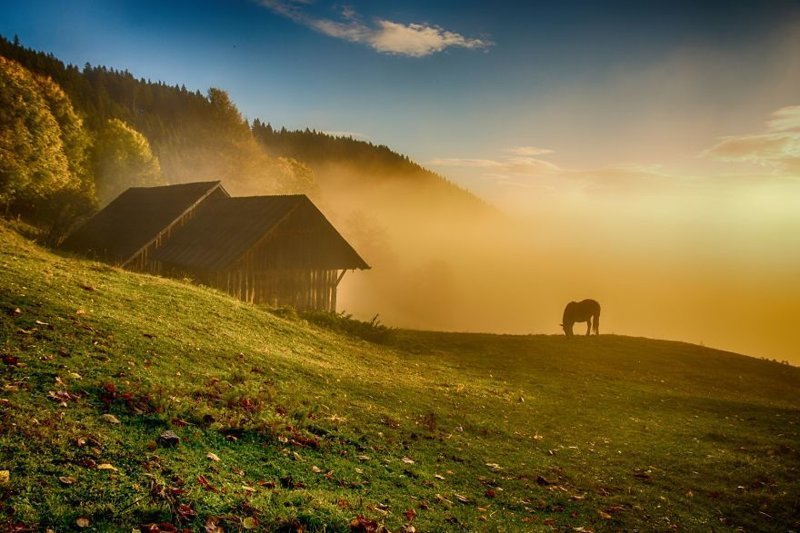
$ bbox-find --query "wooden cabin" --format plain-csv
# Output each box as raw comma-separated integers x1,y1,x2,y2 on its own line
61,182,369,311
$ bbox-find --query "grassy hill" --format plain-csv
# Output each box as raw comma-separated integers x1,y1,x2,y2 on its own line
1,223,798,532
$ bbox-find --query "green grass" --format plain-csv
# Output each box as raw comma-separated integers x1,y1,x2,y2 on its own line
1,222,799,531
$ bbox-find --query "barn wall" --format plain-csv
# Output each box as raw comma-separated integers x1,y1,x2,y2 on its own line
212,268,339,311
153,265,340,312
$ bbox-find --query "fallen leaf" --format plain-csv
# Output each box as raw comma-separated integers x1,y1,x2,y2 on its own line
197,474,218,492
242,517,258,530
404,508,417,521
485,462,502,471
337,499,351,509
204,517,223,533
35,320,50,326
349,515,379,532
100,414,120,424
58,476,77,485
76,517,90,528
206,452,220,462
357,455,371,462
97,463,118,472
0,470,9,485
485,489,496,498
176,503,196,520
454,493,470,504
599,510,613,520
434,474,445,480
401,457,415,464
311,465,322,473
435,493,453,505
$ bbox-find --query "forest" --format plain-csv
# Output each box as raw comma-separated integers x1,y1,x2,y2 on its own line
0,34,483,245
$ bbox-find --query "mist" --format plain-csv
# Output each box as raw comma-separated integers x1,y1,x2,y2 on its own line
322,164,800,365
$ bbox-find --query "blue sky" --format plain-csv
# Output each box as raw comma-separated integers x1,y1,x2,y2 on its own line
4,1,799,171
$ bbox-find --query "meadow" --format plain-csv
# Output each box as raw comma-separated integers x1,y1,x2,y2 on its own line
1,222,798,531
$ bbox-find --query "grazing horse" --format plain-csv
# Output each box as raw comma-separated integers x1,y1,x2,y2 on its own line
561,299,601,336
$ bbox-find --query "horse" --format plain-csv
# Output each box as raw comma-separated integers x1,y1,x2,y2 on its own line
561,299,601,336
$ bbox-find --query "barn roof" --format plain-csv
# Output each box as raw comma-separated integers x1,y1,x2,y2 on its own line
61,181,227,265
152,195,370,272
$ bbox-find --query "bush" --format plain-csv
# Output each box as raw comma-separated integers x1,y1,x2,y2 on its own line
300,311,394,345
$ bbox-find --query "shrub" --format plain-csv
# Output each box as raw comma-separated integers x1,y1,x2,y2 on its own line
300,311,394,345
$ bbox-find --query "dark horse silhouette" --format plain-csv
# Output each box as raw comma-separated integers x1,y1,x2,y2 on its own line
561,299,601,336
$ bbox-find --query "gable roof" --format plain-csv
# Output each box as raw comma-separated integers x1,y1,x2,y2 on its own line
152,195,370,271
61,181,226,265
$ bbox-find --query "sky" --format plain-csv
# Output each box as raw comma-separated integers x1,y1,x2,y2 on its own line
2,0,800,362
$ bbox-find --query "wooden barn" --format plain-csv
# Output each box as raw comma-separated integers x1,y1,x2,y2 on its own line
61,182,369,311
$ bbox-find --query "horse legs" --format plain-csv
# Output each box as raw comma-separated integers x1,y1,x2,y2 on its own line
593,313,600,335
585,318,591,336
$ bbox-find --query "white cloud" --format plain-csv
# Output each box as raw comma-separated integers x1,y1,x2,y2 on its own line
504,146,555,157
429,147,675,192
430,150,560,174
368,20,490,57
258,1,492,57
766,105,800,132
428,158,504,168
702,105,800,175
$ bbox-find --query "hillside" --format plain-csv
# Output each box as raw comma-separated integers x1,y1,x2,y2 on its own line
0,34,505,334
1,223,799,531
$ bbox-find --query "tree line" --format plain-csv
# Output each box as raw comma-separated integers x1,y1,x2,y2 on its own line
1,33,485,243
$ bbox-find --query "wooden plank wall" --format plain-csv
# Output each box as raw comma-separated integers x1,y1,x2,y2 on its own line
210,269,339,311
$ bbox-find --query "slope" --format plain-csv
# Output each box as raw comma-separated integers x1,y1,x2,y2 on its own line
1,223,798,531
